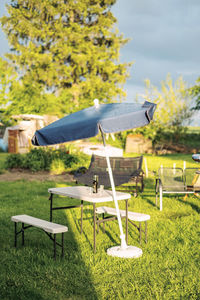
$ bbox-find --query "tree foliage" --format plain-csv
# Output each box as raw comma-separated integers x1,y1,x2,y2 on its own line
0,0,131,117
190,77,200,110
145,74,192,127
0,57,16,124
0,57,16,106
0,57,58,123
136,74,194,143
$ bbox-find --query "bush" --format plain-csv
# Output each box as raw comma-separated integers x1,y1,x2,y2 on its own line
5,153,23,169
50,158,66,175
22,148,52,172
5,147,91,172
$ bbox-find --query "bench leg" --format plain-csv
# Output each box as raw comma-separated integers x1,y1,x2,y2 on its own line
62,233,64,258
102,214,105,233
54,234,56,260
14,222,17,247
126,199,128,244
49,193,53,222
97,213,106,233
103,222,105,233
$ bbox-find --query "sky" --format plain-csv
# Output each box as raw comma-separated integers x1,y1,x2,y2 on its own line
0,0,200,103
111,0,200,101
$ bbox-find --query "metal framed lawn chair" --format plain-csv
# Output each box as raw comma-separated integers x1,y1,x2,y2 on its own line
155,167,200,210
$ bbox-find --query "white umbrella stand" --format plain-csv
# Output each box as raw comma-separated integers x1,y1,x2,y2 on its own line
100,126,143,258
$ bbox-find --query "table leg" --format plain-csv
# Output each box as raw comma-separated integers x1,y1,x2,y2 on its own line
54,234,56,260
126,199,128,244
145,221,147,243
49,193,53,222
93,203,96,253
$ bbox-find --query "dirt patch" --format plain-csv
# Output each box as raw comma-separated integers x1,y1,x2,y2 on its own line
0,169,75,182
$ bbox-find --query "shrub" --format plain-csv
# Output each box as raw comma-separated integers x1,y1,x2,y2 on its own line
22,148,52,172
50,158,66,175
5,146,91,172
5,153,23,169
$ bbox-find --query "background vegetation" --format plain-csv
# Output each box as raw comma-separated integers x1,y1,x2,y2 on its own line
5,147,90,173
190,76,200,110
0,153,199,299
0,0,131,124
3,123,200,175
134,74,194,146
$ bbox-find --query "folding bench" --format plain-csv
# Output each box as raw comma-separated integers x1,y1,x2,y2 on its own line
95,206,150,244
11,215,68,259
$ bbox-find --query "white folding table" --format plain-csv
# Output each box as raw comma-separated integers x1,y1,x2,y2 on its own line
48,186,131,252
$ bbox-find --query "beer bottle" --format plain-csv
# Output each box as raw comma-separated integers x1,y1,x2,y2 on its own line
93,175,98,193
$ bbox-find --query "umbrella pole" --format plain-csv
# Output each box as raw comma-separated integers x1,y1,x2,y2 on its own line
100,128,127,249
100,127,143,258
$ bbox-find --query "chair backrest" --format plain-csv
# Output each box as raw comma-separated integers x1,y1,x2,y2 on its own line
74,154,143,188
158,167,185,191
184,168,200,190
93,155,143,173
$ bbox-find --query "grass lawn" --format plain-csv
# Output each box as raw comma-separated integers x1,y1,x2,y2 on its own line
0,153,200,299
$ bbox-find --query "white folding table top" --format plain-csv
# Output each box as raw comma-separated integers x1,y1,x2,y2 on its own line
48,186,131,203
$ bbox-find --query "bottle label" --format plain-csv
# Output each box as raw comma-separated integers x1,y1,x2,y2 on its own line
93,175,98,193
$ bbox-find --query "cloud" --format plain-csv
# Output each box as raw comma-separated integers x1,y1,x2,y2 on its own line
112,0,200,99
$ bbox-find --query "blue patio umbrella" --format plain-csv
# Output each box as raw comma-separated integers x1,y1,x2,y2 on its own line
32,100,156,258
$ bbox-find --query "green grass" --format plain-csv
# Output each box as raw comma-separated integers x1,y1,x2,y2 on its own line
0,154,200,299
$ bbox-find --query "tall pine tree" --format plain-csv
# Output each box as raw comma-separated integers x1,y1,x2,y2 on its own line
1,0,131,115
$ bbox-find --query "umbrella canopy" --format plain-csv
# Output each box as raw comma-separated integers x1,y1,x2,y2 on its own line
32,101,156,146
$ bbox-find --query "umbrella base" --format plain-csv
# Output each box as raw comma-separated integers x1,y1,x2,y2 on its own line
107,245,142,258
